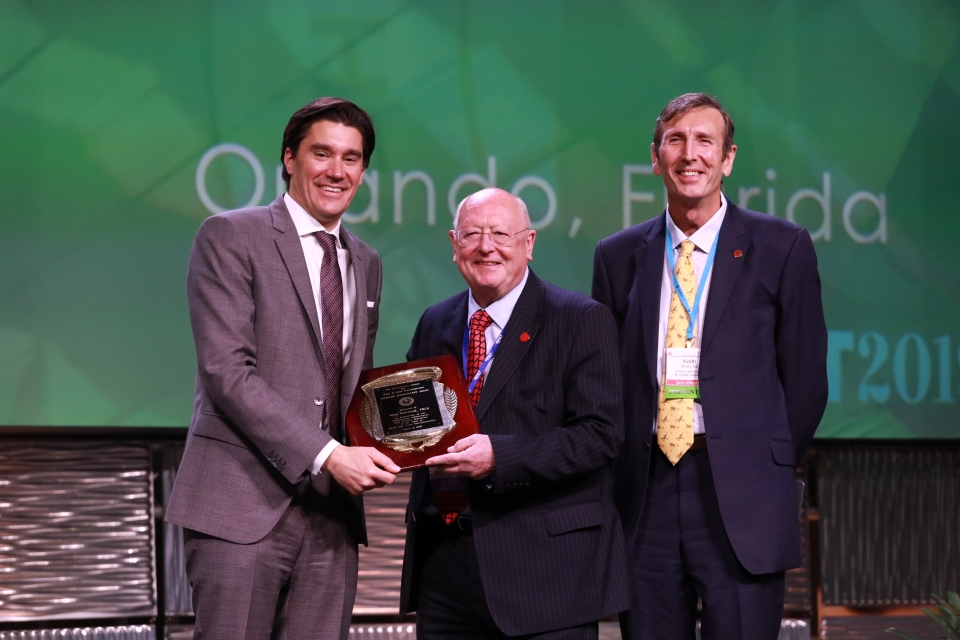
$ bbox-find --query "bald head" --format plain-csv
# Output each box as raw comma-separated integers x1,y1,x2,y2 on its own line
450,188,536,308
454,188,530,231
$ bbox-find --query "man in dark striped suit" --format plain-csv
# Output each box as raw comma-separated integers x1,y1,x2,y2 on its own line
398,188,629,639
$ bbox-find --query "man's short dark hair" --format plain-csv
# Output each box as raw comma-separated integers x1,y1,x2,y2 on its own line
280,97,376,186
652,93,735,158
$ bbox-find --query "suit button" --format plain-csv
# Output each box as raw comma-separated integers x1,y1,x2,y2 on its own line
314,397,324,406
643,441,650,451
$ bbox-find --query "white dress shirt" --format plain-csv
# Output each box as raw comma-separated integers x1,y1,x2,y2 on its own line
284,193,356,473
467,267,530,376
655,193,727,436
428,268,530,504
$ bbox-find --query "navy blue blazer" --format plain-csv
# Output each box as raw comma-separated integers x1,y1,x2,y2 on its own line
592,203,828,575
399,270,629,635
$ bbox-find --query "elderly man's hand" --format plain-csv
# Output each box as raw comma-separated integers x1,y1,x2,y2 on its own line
424,434,495,480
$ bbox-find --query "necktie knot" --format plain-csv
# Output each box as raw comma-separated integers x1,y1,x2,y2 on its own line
314,231,337,252
679,239,695,258
471,309,493,333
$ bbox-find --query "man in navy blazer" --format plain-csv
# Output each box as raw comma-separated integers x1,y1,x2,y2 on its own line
592,94,828,640
399,188,628,639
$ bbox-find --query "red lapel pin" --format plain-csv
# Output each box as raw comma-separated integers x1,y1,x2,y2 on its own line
519,332,530,343
733,249,743,258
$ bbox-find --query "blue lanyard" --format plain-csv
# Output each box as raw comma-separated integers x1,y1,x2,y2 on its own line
665,224,720,345
461,316,505,395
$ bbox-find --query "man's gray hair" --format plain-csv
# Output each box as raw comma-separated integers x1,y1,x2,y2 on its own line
453,190,531,230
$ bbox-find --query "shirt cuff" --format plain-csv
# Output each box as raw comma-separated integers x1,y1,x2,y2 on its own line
310,440,340,475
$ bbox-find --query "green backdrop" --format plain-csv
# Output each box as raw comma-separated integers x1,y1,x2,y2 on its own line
1,0,958,437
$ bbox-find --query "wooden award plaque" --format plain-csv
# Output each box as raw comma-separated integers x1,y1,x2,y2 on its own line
344,354,480,471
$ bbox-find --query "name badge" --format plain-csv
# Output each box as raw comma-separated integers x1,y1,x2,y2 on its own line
664,347,700,399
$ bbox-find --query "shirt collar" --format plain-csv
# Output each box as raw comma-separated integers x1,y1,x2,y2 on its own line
665,192,727,253
467,267,530,330
284,193,343,247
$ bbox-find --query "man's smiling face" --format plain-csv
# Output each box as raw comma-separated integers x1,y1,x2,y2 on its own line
283,119,365,229
651,107,736,213
450,189,535,308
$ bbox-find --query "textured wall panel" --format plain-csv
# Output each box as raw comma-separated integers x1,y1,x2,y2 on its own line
822,614,943,639
164,625,193,640
0,440,156,620
0,625,155,639
819,446,960,606
168,624,415,640
607,619,810,640
160,443,191,616
349,624,416,640
777,620,811,640
784,477,811,614
355,474,410,615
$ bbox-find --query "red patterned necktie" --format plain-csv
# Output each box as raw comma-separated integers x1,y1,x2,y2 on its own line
432,309,493,525
466,309,494,407
314,232,343,439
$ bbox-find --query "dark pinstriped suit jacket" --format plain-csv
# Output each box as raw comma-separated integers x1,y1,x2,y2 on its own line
166,196,382,546
399,270,629,636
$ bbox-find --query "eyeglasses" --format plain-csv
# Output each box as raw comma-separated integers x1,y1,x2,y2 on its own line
454,228,530,248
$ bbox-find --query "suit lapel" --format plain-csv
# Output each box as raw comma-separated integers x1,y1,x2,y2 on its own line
272,198,324,353
700,203,748,355
340,227,367,412
441,293,469,363
474,272,543,421
635,215,666,385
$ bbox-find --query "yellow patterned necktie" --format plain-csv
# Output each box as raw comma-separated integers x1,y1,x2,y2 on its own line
658,239,697,465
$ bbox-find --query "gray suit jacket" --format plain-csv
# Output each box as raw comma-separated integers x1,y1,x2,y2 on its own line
166,196,382,545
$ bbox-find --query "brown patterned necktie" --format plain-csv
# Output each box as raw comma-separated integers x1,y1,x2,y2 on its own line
658,239,697,464
432,309,492,525
314,232,343,439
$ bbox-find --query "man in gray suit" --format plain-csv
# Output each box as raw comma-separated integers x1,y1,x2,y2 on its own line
166,97,400,640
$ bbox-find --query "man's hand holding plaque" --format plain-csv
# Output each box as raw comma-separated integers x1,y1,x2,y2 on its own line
322,446,400,495
422,434,495,480
345,354,480,471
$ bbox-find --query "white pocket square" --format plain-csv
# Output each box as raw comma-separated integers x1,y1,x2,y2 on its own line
367,301,375,308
